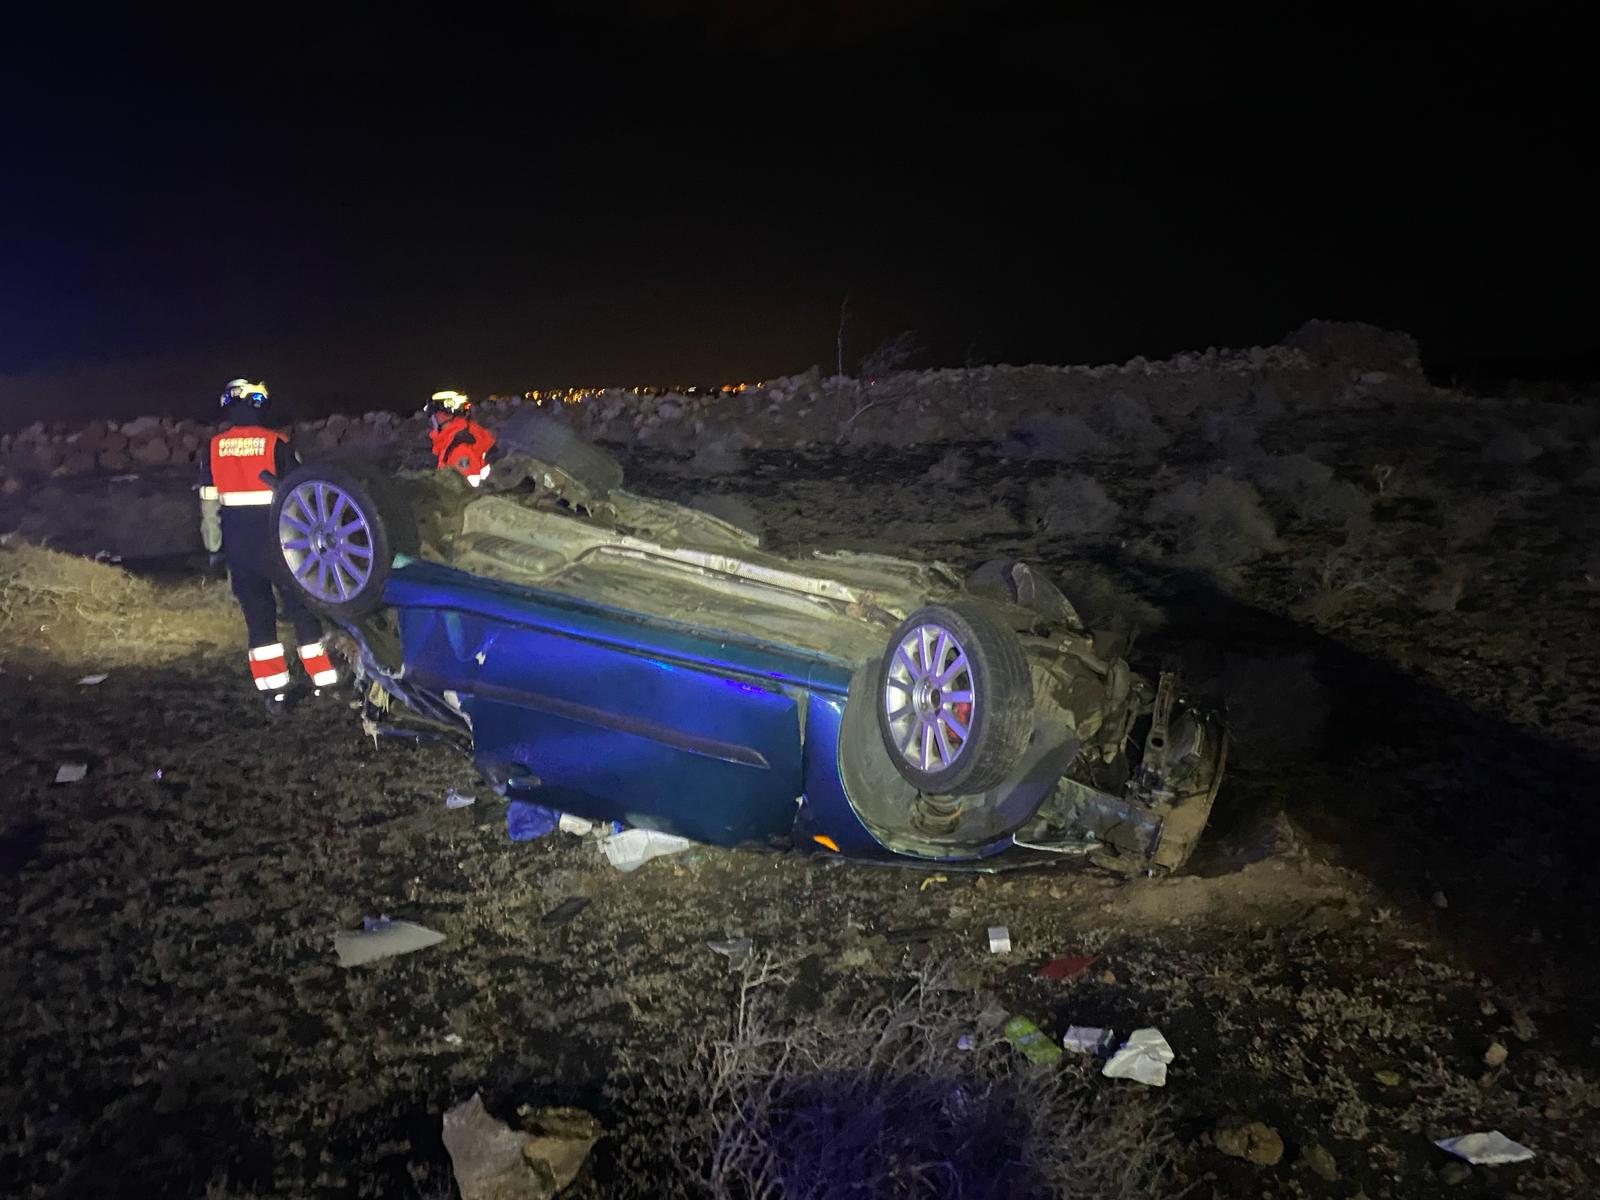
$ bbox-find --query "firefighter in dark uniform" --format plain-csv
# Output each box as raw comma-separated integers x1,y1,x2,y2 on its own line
426,390,496,486
198,379,337,716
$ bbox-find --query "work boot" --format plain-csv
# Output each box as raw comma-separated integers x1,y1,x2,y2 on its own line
263,691,291,720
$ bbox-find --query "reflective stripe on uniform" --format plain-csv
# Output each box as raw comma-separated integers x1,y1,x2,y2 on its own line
297,641,325,658
253,671,291,691
249,643,286,661
198,485,219,500
311,668,339,687
220,490,274,506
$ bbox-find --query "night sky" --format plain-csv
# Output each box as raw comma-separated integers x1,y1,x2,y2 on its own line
2,6,1592,424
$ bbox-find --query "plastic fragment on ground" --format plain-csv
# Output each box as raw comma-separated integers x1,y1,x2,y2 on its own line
1039,953,1096,981
600,828,694,872
54,763,88,784
707,936,752,967
1002,1015,1062,1064
507,800,560,841
557,813,593,835
1102,1027,1175,1086
987,926,1011,953
1062,1025,1116,1054
76,674,109,685
1435,1131,1535,1164
335,918,445,967
445,788,476,809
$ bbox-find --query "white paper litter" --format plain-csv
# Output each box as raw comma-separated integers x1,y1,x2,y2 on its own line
1063,1025,1115,1054
987,926,1012,954
600,828,695,872
76,674,109,686
558,813,595,835
444,788,476,809
335,919,446,967
706,936,753,967
1435,1131,1535,1165
1102,1027,1175,1086
54,762,88,784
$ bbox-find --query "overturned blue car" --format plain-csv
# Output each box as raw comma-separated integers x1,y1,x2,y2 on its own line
269,419,1225,872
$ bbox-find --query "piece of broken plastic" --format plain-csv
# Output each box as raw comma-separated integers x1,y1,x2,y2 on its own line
54,763,88,784
1435,1131,1535,1165
1063,1025,1116,1054
1102,1027,1175,1086
1002,1015,1062,1065
558,813,594,835
506,800,559,841
445,788,476,809
707,936,753,967
600,828,694,872
76,673,109,686
1040,954,1096,981
335,918,445,967
987,926,1012,954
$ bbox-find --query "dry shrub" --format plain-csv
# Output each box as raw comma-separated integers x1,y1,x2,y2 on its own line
1086,392,1170,454
1050,563,1165,656
1027,474,1122,538
0,540,236,667
1144,475,1282,569
643,961,1178,1200
997,414,1109,462
1483,428,1544,465
1198,411,1263,465
925,450,972,486
1249,455,1372,542
688,434,749,476
1442,494,1521,550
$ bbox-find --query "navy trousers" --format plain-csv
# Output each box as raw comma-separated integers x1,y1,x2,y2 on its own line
222,508,322,649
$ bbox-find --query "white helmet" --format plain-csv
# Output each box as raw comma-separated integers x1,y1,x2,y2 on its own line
221,378,270,409
429,389,471,415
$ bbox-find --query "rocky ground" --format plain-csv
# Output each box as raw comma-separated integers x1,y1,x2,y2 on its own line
2,363,1599,1198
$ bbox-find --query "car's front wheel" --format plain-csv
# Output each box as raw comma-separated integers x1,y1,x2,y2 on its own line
875,602,1034,795
271,462,418,619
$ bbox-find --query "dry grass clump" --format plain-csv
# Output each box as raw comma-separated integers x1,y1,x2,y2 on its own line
1144,474,1282,569
997,414,1110,463
643,960,1178,1200
0,540,236,667
1027,474,1123,539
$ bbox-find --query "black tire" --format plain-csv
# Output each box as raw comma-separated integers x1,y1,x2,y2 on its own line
494,412,624,497
965,558,1080,627
270,461,419,620
874,601,1034,795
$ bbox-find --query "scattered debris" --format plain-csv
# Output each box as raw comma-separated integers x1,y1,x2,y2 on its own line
1484,1040,1509,1068
1002,1015,1062,1065
1102,1028,1175,1086
987,926,1011,954
1434,1130,1535,1165
443,1091,600,1200
1374,1069,1402,1087
444,1033,464,1046
599,828,694,872
1039,953,1095,981
1061,1025,1115,1055
540,897,590,926
956,1034,975,1051
706,936,753,967
918,873,948,891
507,801,560,842
1214,1117,1284,1166
53,762,87,784
445,788,476,809
334,918,446,968
75,673,108,686
557,813,594,835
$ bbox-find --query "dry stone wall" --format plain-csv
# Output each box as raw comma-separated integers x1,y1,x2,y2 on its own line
0,321,1433,488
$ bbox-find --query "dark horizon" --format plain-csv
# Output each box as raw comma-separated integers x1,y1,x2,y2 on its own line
3,6,1594,425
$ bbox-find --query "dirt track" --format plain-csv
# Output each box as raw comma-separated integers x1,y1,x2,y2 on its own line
3,401,1600,1197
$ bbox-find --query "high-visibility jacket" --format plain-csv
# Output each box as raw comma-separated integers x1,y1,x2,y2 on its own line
200,424,293,508
428,416,496,486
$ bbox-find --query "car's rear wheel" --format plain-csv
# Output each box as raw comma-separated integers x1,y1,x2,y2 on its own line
272,462,418,619
875,602,1033,795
